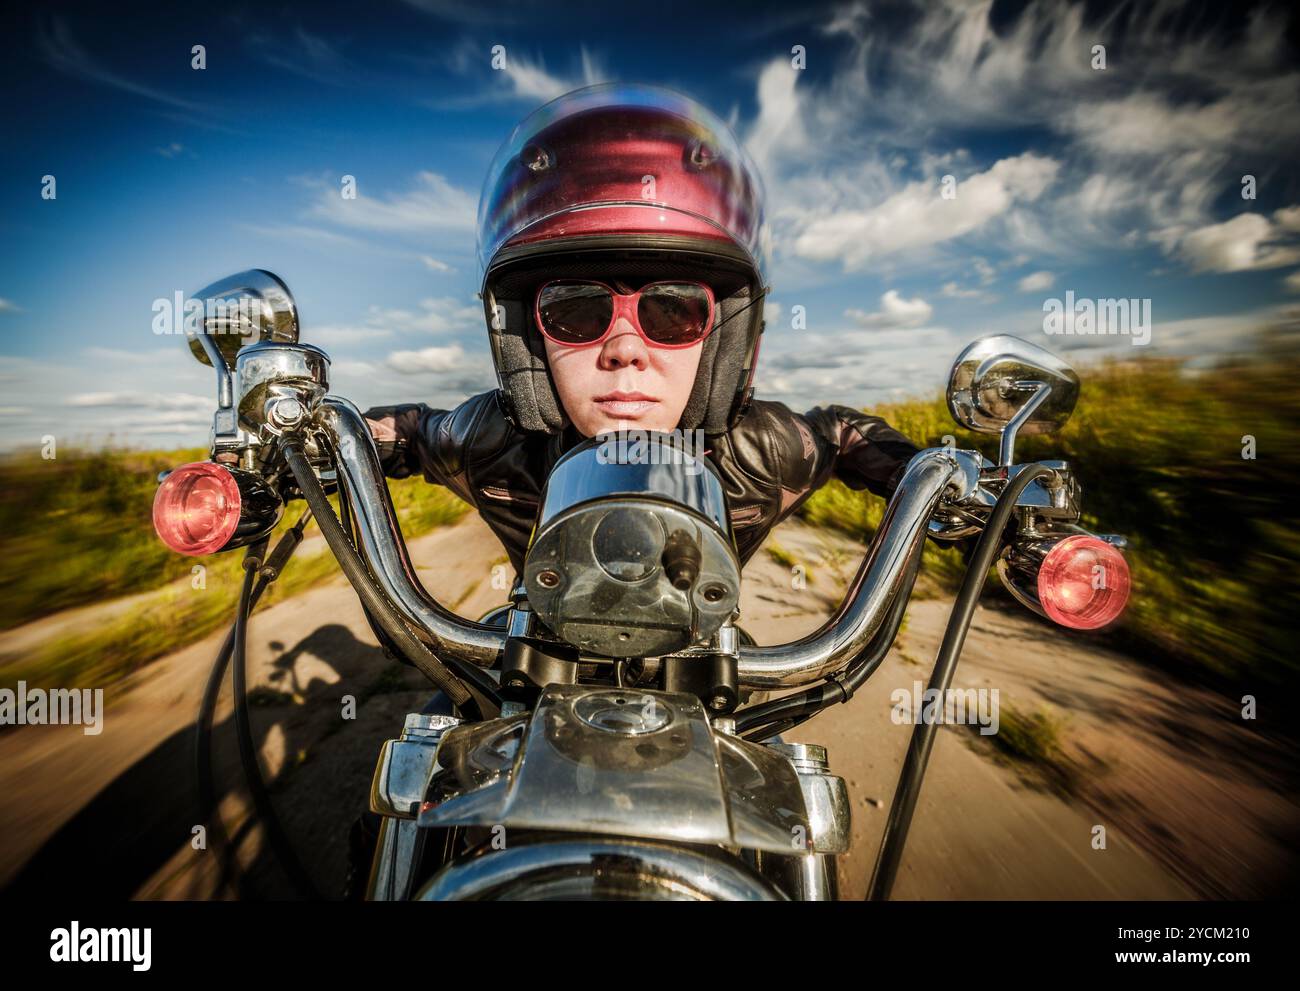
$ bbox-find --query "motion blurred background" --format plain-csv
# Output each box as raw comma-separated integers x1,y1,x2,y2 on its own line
1,0,1297,899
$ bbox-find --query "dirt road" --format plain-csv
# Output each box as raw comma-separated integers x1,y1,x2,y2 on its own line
1,514,1293,899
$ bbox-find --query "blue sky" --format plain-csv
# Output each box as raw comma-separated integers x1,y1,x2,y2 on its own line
1,0,1298,450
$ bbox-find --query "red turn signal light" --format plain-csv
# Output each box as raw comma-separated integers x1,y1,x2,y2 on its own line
152,462,242,556
1037,534,1130,630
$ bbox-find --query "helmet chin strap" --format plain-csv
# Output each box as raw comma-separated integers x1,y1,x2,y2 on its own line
711,284,769,335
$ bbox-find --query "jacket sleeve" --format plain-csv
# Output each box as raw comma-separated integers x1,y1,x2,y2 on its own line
361,391,501,505
361,403,442,481
800,404,920,500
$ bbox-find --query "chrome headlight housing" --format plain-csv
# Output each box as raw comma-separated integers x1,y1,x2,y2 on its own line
523,432,739,657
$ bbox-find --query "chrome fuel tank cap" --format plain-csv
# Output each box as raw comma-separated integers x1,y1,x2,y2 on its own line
573,690,675,735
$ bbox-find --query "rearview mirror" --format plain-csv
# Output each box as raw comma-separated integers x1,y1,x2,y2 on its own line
946,334,1079,466
185,269,299,370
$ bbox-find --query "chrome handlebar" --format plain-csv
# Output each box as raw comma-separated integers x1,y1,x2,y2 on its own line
316,398,981,690
319,398,506,669
731,450,970,688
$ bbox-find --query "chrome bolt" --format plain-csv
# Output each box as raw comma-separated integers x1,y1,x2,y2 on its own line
267,396,306,430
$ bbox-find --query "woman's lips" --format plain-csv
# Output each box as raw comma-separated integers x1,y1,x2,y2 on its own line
593,391,658,418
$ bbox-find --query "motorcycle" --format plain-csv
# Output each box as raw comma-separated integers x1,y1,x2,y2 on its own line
154,269,1132,901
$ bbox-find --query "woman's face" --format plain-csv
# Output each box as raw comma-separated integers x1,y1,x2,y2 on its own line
544,314,702,436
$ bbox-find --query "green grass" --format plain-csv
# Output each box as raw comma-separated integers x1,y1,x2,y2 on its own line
0,447,469,692
974,700,1078,795
990,703,1066,765
0,447,468,633
799,352,1300,688
765,542,798,569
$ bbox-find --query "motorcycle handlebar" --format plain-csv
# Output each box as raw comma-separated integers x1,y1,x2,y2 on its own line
734,449,970,688
317,398,977,689
317,397,507,669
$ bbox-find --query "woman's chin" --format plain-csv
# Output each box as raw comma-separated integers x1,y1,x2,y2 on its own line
582,407,676,435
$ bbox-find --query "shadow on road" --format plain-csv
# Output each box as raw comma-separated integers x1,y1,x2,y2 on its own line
2,623,397,901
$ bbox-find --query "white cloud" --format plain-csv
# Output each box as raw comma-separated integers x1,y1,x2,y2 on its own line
1274,206,1300,233
846,290,933,328
310,171,477,234
486,45,606,103
420,255,453,273
748,0,1300,280
1165,212,1300,273
310,325,395,346
67,391,211,413
1017,271,1055,292
385,344,468,374
365,297,481,336
790,153,1059,271
0,298,21,313
939,282,995,302
1284,271,1300,294
746,61,806,172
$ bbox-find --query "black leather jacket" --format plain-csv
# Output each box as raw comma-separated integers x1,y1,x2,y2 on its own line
363,391,920,576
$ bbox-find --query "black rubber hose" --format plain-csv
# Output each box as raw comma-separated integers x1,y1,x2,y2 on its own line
866,462,1052,901
279,437,472,709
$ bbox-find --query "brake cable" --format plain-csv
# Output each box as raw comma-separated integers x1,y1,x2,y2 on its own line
866,462,1052,901
279,437,475,712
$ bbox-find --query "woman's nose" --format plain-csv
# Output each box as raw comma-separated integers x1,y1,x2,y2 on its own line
598,317,649,370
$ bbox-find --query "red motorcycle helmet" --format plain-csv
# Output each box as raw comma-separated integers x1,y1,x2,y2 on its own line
477,83,770,434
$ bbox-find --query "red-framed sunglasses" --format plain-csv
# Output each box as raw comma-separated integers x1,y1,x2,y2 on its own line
534,279,716,349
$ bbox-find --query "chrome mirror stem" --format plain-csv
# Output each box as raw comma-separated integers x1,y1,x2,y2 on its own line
997,379,1052,467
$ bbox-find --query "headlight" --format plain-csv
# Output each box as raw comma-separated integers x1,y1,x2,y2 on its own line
523,433,740,657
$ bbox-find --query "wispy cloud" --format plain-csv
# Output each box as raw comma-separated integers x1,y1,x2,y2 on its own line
420,255,454,273
399,0,542,27
423,41,606,109
1017,271,1056,293
385,344,467,374
37,16,203,112
308,171,477,234
789,153,1059,271
1159,209,1300,274
746,0,1300,279
247,28,355,86
67,391,212,413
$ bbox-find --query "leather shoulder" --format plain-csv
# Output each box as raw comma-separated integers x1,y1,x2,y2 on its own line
437,390,515,476
721,398,824,494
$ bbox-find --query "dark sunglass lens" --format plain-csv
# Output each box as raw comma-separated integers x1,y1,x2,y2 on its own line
537,284,613,344
638,284,712,344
